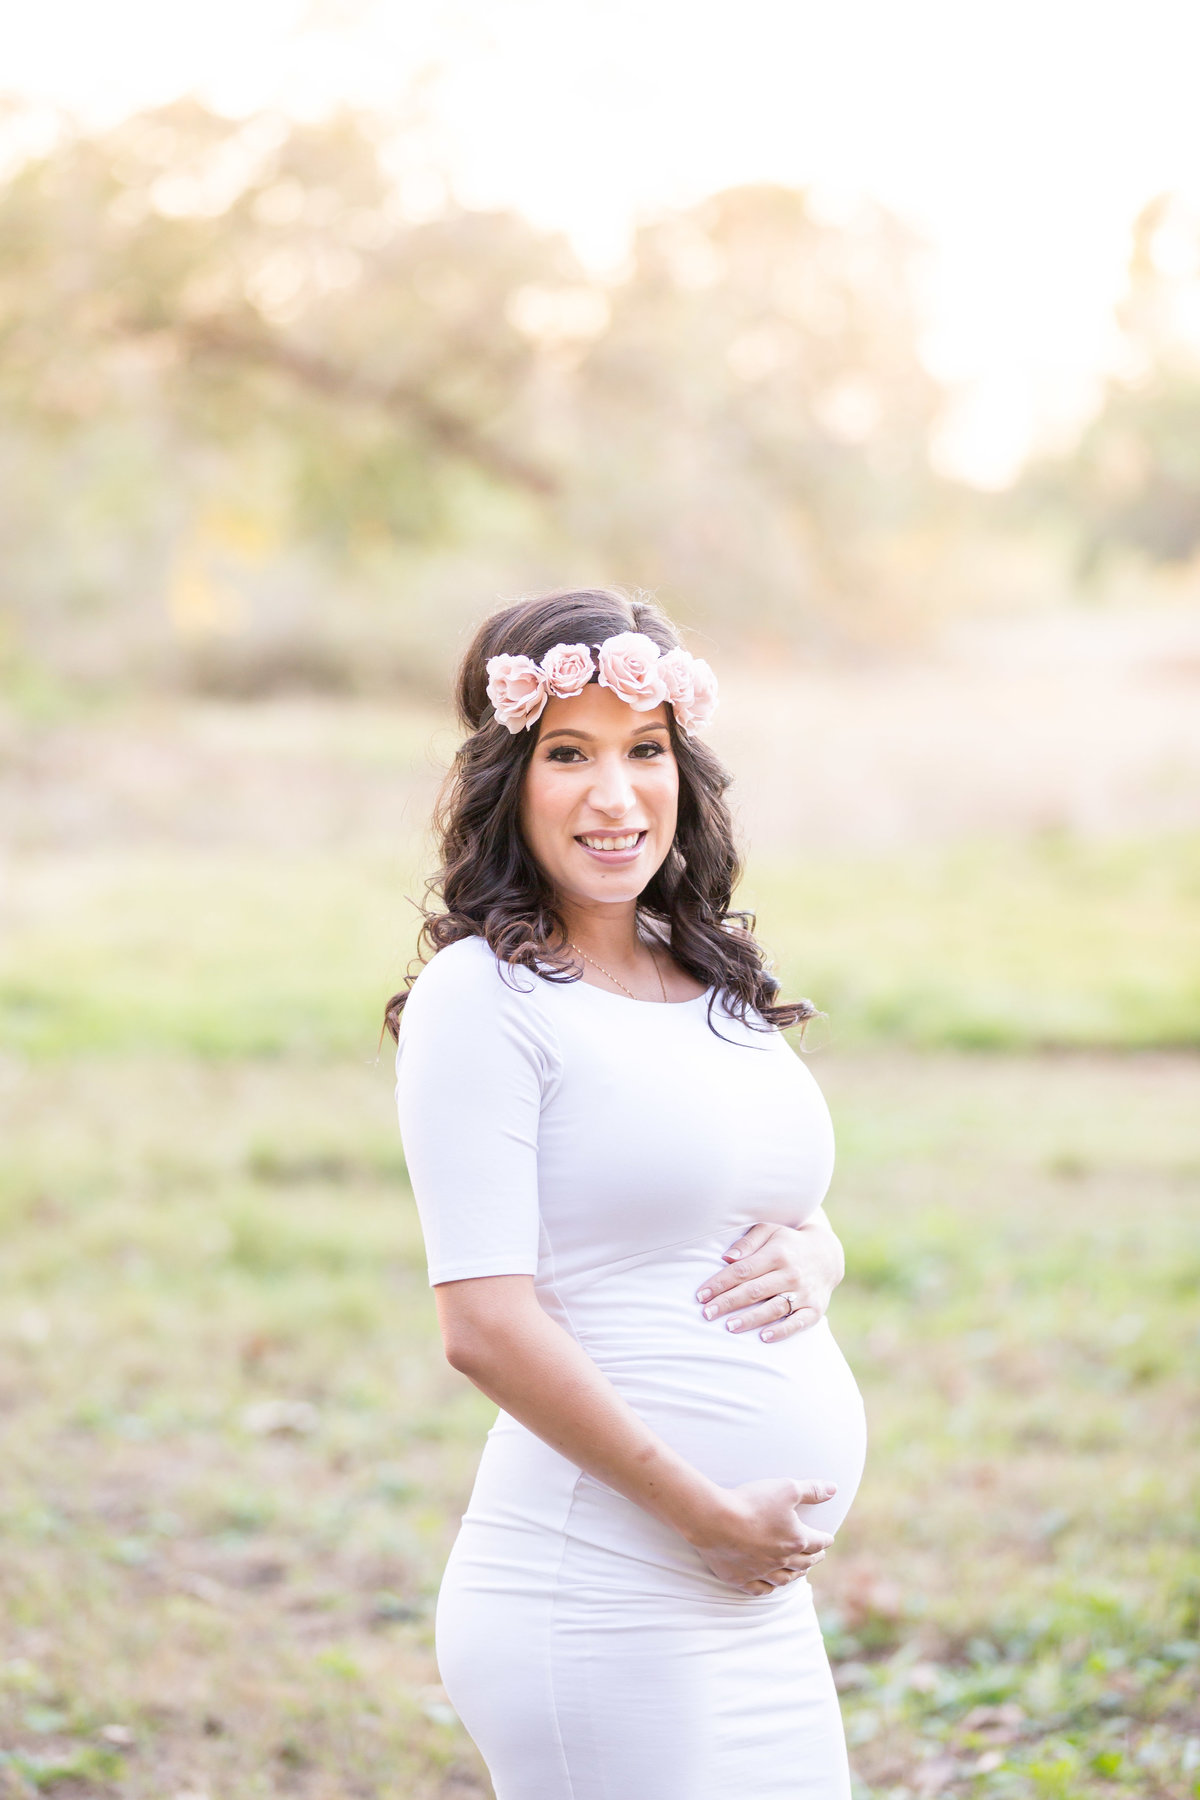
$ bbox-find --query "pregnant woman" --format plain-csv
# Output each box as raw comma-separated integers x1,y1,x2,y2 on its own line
388,587,867,1799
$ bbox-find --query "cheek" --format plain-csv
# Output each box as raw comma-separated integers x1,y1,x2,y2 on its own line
520,769,568,850
650,764,680,827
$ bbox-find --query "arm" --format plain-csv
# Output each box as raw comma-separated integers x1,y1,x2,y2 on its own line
396,948,835,1595
437,1273,837,1596
695,1205,846,1342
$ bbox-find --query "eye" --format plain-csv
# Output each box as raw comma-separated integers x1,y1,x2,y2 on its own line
546,745,585,762
631,741,667,758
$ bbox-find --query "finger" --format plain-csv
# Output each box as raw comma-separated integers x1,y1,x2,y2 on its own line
696,1245,780,1307
700,1267,800,1318
697,1264,769,1310
760,1305,819,1343
792,1543,829,1565
791,1551,825,1574
792,1478,838,1511
747,1550,826,1596
782,1524,833,1554
717,1290,814,1333
722,1222,775,1264
774,1557,822,1581
781,1553,825,1574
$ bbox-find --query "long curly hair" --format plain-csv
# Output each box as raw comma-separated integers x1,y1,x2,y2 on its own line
382,588,819,1042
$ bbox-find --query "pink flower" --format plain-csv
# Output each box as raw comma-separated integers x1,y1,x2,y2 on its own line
540,641,595,698
675,656,718,732
485,652,550,733
596,631,669,713
658,647,695,714
656,647,719,733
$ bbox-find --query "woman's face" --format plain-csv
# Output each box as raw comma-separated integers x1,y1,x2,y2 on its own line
519,680,679,910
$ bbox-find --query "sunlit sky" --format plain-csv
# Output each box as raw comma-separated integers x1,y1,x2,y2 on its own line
4,0,1200,486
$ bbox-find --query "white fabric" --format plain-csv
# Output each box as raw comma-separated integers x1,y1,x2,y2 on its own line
395,934,867,1800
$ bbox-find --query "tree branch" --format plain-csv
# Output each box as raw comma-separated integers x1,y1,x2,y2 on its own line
171,314,559,497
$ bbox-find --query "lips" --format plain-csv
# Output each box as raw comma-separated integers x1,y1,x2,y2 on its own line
578,830,644,850
575,829,647,863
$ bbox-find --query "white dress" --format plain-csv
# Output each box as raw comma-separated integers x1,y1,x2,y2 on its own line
394,934,867,1800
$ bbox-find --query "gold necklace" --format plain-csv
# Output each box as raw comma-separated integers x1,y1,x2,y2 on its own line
569,940,668,1003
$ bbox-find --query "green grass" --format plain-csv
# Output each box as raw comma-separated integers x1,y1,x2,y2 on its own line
2,831,1199,1058
747,832,1200,1051
1,1049,1197,1798
0,851,413,1059
1,815,1198,1794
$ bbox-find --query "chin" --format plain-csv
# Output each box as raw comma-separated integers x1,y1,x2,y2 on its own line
561,872,647,906
579,882,645,904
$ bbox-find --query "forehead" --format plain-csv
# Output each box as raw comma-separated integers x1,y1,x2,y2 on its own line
535,684,671,742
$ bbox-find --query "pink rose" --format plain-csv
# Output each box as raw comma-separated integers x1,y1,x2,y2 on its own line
596,631,669,712
673,655,718,733
485,652,550,733
540,641,595,698
658,647,695,714
656,646,719,733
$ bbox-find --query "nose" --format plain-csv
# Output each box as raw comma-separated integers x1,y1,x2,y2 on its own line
587,751,637,819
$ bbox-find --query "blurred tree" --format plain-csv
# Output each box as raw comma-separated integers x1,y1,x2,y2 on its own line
0,101,572,692
570,186,944,649
1025,195,1200,573
0,105,949,698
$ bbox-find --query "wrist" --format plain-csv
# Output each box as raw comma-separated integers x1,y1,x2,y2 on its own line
796,1215,845,1285
669,1476,739,1549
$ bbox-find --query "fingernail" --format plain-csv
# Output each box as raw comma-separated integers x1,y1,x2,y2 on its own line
697,1289,711,1303
704,1304,718,1320
726,1318,743,1331
725,1249,741,1260
761,1329,775,1341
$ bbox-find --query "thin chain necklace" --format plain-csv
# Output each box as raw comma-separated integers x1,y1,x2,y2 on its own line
569,940,668,1003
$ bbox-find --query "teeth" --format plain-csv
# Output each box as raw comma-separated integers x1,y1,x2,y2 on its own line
580,833,642,851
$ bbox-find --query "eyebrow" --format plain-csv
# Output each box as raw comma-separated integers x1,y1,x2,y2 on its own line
538,723,671,745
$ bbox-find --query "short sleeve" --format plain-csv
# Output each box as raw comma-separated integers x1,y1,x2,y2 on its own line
393,937,562,1285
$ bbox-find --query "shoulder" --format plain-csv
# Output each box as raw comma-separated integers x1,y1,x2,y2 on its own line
396,935,561,1069
402,934,546,1012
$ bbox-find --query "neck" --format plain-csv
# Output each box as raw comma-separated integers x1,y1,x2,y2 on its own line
558,898,649,968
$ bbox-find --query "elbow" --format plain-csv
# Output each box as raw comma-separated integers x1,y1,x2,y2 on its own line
442,1316,526,1384
441,1325,493,1380
434,1274,536,1379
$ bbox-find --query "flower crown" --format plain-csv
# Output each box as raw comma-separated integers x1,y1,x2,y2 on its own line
485,632,718,736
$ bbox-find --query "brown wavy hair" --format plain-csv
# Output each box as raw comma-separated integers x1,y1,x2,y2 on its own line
382,588,819,1042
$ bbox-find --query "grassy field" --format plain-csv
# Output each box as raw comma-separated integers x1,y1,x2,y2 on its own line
1,691,1198,1796
1,831,1198,1059
1,1042,1197,1799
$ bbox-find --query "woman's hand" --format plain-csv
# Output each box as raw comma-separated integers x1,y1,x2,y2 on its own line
696,1210,846,1343
685,1477,837,1595
436,1276,832,1592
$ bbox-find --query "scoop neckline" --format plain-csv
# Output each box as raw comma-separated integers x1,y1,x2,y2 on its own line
562,975,716,1009
465,936,714,1008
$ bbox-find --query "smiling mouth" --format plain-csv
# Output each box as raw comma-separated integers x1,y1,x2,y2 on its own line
575,830,648,853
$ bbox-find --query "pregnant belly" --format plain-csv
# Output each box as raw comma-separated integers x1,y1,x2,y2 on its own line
546,1240,868,1539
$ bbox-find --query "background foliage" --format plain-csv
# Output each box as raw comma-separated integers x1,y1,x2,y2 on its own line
1,93,1199,1800
4,101,1200,706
